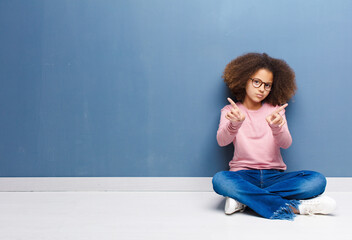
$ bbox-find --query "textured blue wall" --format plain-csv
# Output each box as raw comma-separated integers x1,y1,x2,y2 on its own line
0,0,351,177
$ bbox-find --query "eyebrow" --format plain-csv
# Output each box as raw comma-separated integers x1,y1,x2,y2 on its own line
251,78,273,84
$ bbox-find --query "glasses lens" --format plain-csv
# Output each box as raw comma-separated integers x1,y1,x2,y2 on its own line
252,79,261,88
264,83,272,90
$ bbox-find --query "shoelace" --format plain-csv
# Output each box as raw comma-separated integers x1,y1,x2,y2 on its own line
238,203,246,212
300,199,321,215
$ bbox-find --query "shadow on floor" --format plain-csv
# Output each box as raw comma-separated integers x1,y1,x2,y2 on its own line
213,197,260,218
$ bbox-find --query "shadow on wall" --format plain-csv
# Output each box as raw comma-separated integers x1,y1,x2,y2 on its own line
210,85,236,174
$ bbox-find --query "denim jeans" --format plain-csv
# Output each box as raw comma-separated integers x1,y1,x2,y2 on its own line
212,170,326,220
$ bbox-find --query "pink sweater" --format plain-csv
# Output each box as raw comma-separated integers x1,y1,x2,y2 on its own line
216,102,292,171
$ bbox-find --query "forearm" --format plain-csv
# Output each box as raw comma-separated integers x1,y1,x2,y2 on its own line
270,124,292,149
216,110,243,146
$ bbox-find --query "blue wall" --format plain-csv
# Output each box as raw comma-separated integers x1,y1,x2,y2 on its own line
0,0,351,177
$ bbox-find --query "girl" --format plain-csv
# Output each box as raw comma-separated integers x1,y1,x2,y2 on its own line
212,53,336,220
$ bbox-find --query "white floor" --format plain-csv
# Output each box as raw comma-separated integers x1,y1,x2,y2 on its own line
0,191,351,240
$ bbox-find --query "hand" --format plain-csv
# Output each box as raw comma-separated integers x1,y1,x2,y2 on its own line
266,103,288,128
225,98,246,123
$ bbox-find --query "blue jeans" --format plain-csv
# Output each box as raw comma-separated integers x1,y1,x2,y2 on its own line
212,170,326,220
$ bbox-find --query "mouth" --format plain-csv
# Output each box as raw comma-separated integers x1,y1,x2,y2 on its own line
256,94,264,98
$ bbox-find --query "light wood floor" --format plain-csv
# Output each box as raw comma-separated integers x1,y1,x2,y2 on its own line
0,191,350,240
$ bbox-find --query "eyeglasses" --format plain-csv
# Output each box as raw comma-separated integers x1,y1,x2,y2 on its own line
250,78,272,91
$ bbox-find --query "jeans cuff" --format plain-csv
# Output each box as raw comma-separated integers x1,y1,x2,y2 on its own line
270,200,300,221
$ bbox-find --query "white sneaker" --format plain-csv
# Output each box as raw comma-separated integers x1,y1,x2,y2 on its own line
224,197,246,215
298,195,336,215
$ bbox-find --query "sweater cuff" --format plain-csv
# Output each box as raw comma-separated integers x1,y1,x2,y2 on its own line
269,124,284,135
227,121,243,134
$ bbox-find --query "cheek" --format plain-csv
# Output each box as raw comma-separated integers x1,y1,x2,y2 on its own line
245,84,250,93
245,82,254,95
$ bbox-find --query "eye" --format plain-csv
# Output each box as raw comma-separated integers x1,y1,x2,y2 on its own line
254,80,261,85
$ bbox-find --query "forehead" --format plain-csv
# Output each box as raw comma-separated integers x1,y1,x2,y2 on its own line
251,68,273,82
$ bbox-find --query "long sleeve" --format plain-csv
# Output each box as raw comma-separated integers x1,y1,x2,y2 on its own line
268,111,292,149
216,105,244,147
223,102,290,171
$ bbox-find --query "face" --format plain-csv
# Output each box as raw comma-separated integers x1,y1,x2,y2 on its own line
243,68,273,109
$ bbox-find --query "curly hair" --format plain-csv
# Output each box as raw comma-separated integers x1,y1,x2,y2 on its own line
223,53,297,106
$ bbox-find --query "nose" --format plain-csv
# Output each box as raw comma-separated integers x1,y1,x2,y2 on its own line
259,85,265,92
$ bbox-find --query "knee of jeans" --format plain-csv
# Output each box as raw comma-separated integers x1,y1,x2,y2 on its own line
212,171,238,195
212,171,226,194
302,171,327,197
212,171,243,197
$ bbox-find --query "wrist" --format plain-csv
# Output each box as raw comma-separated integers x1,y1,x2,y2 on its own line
228,120,243,132
269,123,283,134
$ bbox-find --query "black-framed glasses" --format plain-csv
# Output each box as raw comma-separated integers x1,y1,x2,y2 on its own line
250,78,272,91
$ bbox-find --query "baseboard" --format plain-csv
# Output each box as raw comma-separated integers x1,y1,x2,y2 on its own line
0,177,351,192
0,177,211,192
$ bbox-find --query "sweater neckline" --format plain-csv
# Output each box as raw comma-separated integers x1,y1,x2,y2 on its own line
239,102,267,113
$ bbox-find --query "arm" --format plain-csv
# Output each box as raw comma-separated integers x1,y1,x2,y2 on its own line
216,98,245,147
269,113,292,149
216,106,244,146
266,104,292,149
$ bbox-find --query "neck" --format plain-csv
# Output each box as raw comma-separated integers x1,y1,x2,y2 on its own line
243,97,262,110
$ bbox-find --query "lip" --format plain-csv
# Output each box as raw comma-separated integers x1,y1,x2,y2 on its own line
256,94,264,98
